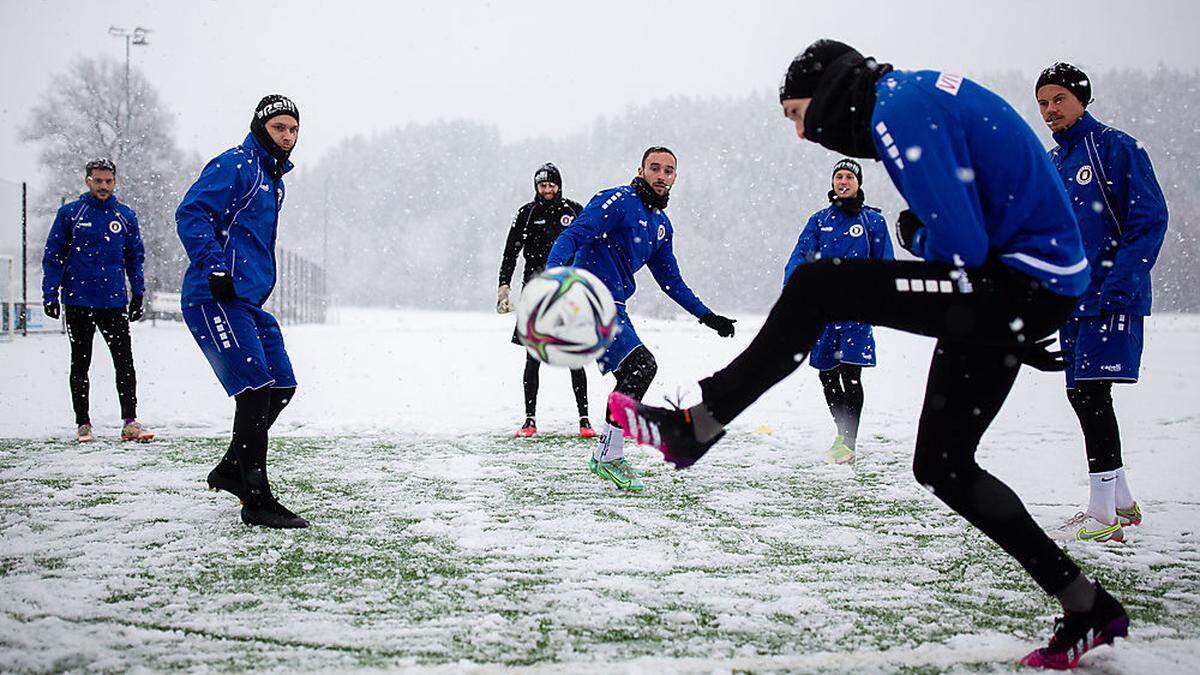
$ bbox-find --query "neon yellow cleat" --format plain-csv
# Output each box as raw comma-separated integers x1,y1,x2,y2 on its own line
1116,502,1142,527
1051,512,1124,543
826,435,855,465
589,457,645,492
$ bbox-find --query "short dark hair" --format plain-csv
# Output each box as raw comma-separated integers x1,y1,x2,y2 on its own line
641,146,676,166
85,158,116,177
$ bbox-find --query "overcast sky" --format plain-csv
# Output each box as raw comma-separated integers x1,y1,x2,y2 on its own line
1,0,1198,184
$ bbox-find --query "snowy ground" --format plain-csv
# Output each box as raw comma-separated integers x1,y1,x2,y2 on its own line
1,308,1198,672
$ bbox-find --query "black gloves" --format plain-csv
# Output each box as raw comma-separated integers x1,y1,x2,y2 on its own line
895,209,924,256
129,291,145,319
699,313,737,338
44,301,60,319
208,271,236,303
1021,337,1066,372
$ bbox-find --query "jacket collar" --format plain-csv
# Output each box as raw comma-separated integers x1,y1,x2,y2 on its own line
80,192,117,210
1052,111,1104,149
243,132,295,176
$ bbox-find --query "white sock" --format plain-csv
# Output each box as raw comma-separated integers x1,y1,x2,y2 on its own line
1087,471,1118,524
594,422,624,462
1114,466,1136,510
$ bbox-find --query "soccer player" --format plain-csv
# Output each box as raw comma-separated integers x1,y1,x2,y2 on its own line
611,41,1129,668
1036,63,1168,544
176,95,307,529
497,163,595,438
42,158,153,443
784,158,893,464
545,147,736,491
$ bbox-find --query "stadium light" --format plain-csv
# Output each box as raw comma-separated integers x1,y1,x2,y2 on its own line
108,26,152,160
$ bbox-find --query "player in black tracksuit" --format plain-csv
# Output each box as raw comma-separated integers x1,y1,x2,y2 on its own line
497,163,595,438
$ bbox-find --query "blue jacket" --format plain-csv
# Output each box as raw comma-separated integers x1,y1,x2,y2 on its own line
42,193,144,309
873,70,1089,297
176,133,293,308
1048,112,1168,316
546,183,711,317
784,200,894,284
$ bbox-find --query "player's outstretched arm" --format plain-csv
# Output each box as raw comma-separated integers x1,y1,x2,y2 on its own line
546,189,622,268
646,229,721,328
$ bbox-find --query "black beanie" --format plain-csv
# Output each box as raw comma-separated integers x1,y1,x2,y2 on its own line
250,95,299,165
779,39,858,101
1036,63,1092,107
832,158,862,186
533,162,562,190
253,94,300,126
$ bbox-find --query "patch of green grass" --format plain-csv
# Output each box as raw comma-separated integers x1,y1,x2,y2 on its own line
0,434,1197,671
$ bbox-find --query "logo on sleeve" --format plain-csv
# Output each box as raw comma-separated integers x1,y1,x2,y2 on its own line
657,224,666,241
935,72,963,96
1075,165,1093,185
109,221,122,233
848,224,864,237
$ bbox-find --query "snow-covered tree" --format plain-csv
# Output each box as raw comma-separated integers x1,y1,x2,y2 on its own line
21,56,190,295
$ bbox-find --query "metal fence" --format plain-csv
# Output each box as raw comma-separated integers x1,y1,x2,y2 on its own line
265,247,328,325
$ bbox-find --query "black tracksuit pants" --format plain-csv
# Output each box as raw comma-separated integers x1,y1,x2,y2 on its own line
64,305,137,425
699,258,1083,596
523,354,589,419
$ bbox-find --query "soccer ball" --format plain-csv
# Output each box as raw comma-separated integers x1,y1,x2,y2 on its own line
516,267,618,368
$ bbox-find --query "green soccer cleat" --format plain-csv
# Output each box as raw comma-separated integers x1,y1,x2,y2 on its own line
1051,512,1125,543
589,456,645,492
1117,502,1143,527
827,435,855,465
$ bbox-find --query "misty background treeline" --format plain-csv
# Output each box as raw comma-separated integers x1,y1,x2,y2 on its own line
16,58,1200,315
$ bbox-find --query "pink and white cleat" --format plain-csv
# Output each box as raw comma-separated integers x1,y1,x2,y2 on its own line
1020,581,1129,670
606,393,724,469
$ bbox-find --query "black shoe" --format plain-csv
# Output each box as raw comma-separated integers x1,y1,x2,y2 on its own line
240,498,309,529
206,463,246,501
607,392,725,469
1020,581,1129,669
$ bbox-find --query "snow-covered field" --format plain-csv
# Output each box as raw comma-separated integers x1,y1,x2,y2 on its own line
1,308,1198,672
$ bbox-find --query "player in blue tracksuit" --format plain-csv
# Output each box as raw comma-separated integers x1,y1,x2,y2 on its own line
42,158,152,443
614,41,1129,667
176,95,307,529
1036,63,1168,543
545,147,736,491
784,158,893,464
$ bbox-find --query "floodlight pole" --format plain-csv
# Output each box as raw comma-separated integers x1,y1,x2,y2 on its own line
108,26,150,161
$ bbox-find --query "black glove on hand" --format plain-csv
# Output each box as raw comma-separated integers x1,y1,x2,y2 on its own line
44,301,60,319
208,271,236,303
699,313,737,338
1022,337,1066,372
128,294,144,322
895,209,924,256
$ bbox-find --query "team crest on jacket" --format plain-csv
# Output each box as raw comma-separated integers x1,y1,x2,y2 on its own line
657,224,666,241
1076,165,1093,185
560,214,574,226
108,221,122,233
848,224,864,237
